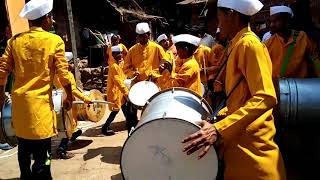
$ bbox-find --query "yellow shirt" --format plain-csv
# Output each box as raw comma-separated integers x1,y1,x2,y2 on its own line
162,56,202,96
265,31,316,78
107,61,129,111
123,40,169,82
208,43,226,92
0,27,71,140
194,45,212,84
214,27,286,180
106,43,128,65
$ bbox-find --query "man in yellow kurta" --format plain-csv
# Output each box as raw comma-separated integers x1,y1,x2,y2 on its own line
182,0,286,179
158,34,202,96
123,22,169,124
103,45,137,135
0,0,72,179
265,5,319,78
106,34,128,65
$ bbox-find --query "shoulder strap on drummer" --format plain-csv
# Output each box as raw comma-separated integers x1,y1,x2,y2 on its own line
280,30,299,77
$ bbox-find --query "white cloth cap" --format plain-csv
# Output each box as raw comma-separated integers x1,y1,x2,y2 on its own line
157,34,168,43
262,31,272,42
217,0,263,16
270,6,294,17
136,23,150,34
19,0,53,20
111,45,122,52
172,34,201,46
65,52,73,62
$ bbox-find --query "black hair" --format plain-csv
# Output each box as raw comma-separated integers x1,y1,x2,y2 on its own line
29,11,52,26
175,42,197,57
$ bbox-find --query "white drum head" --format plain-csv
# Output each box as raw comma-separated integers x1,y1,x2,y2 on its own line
129,81,159,108
121,118,218,180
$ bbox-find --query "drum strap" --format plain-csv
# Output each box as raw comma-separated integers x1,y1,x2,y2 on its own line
280,30,300,77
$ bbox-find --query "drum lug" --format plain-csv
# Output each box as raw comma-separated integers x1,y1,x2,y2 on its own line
129,127,135,136
162,112,167,119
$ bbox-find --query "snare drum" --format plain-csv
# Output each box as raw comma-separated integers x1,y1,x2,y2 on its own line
0,95,17,146
128,81,159,109
121,88,218,180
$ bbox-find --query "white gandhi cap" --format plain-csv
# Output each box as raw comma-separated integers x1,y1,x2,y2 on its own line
172,34,201,46
136,23,150,34
217,0,263,16
157,34,168,43
19,0,53,20
270,6,294,17
111,45,123,53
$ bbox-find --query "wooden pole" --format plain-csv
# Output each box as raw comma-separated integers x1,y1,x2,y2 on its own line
66,0,82,88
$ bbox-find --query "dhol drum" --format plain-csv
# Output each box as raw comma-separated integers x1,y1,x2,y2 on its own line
76,89,107,122
128,80,160,109
121,87,218,180
0,94,17,146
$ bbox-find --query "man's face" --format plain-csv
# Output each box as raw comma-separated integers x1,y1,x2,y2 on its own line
217,9,234,40
137,33,150,45
112,52,123,62
270,13,287,34
111,36,119,45
160,39,169,50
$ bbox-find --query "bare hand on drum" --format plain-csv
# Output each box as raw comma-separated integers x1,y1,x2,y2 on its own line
182,120,218,159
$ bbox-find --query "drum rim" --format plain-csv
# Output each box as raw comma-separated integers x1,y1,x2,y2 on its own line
120,117,218,180
141,87,213,114
128,80,160,108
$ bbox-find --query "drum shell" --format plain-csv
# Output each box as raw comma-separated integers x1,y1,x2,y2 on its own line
276,78,320,127
139,87,212,129
0,99,17,146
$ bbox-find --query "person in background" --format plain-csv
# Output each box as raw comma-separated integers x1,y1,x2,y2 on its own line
103,45,135,135
157,34,175,61
182,0,286,179
159,34,202,96
168,33,177,58
106,34,128,65
0,0,73,179
265,5,319,79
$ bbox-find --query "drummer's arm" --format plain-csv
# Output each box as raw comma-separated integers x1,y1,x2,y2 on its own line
170,62,196,87
54,40,72,107
69,73,92,103
112,68,129,97
0,39,14,107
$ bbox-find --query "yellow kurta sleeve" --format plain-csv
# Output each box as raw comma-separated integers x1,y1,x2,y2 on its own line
69,72,91,102
214,39,277,142
54,40,71,86
112,65,129,96
0,39,14,85
169,57,202,95
123,49,135,78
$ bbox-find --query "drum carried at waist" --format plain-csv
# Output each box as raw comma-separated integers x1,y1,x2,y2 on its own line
128,80,160,110
74,89,107,122
121,87,218,180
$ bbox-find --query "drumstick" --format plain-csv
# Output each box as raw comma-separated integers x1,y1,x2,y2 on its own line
73,100,115,105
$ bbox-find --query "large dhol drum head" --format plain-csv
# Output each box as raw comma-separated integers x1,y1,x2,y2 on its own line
128,81,159,109
121,88,218,180
0,97,17,146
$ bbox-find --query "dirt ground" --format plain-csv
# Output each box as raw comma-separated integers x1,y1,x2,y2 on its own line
0,110,129,180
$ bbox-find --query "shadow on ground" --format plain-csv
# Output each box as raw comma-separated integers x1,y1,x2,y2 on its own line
83,146,123,164
82,121,127,137
1,178,19,180
111,173,124,180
